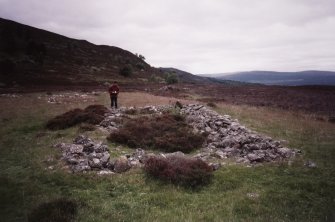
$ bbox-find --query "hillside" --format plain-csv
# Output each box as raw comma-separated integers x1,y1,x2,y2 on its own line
159,67,215,84
0,18,223,88
0,18,166,87
202,70,335,86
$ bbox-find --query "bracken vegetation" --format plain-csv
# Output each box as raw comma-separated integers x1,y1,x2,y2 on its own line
144,156,213,188
46,104,108,130
108,113,206,153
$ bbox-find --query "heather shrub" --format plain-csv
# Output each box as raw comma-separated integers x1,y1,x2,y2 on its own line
144,156,213,188
165,73,178,84
108,114,205,153
46,104,108,130
119,65,133,77
84,104,109,116
28,198,77,222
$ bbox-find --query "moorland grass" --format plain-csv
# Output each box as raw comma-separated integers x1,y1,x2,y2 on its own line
0,92,334,221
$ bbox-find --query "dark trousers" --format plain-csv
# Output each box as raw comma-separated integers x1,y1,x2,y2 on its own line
110,95,118,108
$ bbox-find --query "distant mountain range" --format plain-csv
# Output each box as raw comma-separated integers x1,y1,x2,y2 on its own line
160,67,252,86
201,71,335,86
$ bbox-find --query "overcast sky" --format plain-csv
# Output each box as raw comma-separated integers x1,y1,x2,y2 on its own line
1,0,335,73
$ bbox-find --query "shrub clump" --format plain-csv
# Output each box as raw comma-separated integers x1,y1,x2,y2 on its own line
165,73,178,84
207,102,217,108
28,198,77,222
119,65,133,77
144,156,213,188
107,113,205,153
46,105,108,130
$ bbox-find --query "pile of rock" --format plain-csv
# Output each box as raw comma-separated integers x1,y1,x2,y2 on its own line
55,135,112,173
99,109,124,132
98,104,299,164
99,105,171,132
54,103,300,174
55,135,147,174
180,104,300,163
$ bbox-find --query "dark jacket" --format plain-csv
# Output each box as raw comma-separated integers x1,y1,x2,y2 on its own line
109,84,119,96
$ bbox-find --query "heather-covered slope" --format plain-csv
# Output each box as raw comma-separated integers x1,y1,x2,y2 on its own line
0,18,163,86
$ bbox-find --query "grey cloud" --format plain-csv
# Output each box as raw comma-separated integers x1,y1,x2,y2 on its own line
0,0,334,73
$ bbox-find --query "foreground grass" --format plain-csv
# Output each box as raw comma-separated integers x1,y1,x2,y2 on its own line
0,92,334,221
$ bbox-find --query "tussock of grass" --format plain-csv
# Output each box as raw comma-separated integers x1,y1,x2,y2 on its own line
107,113,206,153
28,198,77,222
78,123,96,132
46,105,108,130
207,102,217,108
144,156,213,188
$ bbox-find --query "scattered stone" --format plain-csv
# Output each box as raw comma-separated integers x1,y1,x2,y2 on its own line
304,160,317,168
277,147,294,158
162,151,185,159
246,192,260,199
209,163,221,171
100,151,110,167
55,135,113,173
89,158,102,168
114,156,131,173
213,150,225,159
236,157,249,163
98,170,115,175
247,153,264,162
67,144,84,154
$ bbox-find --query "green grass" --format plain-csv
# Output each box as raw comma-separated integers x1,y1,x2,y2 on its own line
0,93,334,221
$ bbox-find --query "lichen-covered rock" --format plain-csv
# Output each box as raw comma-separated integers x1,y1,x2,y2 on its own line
89,158,102,169
247,153,264,162
114,156,131,173
55,136,114,173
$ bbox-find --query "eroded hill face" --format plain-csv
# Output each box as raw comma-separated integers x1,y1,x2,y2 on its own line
0,18,164,87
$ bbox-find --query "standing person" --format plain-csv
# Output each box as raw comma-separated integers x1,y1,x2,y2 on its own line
108,81,120,108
